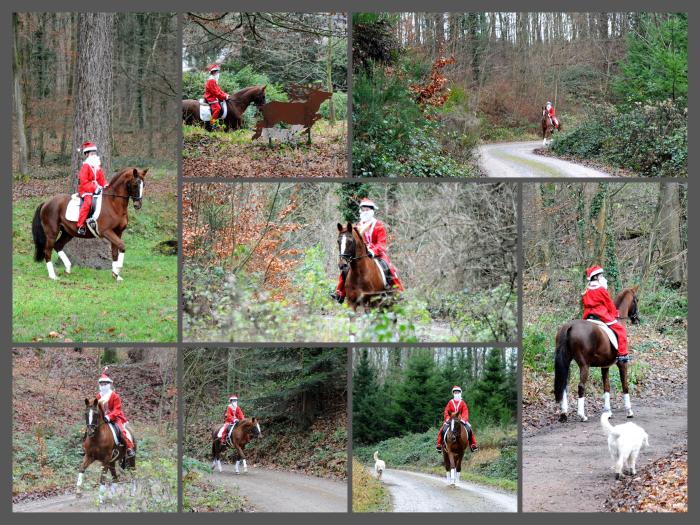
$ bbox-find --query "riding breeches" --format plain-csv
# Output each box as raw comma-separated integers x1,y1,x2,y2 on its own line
115,420,134,449
77,194,93,227
208,101,222,120
609,322,628,357
437,422,477,448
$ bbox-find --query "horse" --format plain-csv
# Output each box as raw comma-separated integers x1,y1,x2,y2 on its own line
77,398,136,500
211,417,262,474
541,107,561,146
554,287,640,422
336,222,397,313
31,167,148,281
442,411,469,487
182,85,267,132
252,89,331,144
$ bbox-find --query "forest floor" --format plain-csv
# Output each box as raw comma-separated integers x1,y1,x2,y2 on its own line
478,141,612,177
182,121,347,178
369,468,516,512
12,168,177,342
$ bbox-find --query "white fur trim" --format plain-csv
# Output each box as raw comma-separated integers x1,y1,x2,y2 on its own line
588,268,604,279
82,146,97,153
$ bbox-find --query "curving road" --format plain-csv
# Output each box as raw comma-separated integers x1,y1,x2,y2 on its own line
209,465,347,512
479,141,611,178
379,468,517,513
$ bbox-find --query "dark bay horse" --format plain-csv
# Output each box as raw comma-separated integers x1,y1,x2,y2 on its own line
554,287,640,422
541,107,561,146
252,89,331,143
211,418,261,474
32,167,148,281
442,411,469,486
336,223,396,313
182,85,267,131
77,398,136,500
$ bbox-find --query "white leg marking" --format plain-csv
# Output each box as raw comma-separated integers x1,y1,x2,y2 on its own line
217,459,222,473
603,392,611,412
577,397,588,421
623,393,633,417
77,472,83,487
242,459,248,473
450,468,456,486
561,388,569,413
235,460,240,474
57,251,72,273
47,261,57,280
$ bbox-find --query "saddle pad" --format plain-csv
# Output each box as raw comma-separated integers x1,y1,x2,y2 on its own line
373,258,388,288
199,100,227,121
217,424,226,438
108,423,121,445
586,319,618,349
65,193,103,223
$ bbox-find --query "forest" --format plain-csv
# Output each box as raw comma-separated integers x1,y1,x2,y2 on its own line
12,348,177,512
182,347,347,512
12,13,178,342
182,12,347,177
182,182,517,343
352,347,517,509
352,12,687,177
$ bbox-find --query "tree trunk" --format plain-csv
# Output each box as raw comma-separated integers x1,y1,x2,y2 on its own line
66,13,115,268
657,183,684,287
326,14,335,125
13,14,29,175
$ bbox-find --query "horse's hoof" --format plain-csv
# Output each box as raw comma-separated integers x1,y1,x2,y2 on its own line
627,411,634,418
558,413,568,422
580,416,588,422
75,491,83,499
112,272,123,281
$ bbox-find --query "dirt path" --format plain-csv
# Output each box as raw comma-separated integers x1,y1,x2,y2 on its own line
379,468,516,512
523,387,687,512
479,141,611,177
208,465,347,512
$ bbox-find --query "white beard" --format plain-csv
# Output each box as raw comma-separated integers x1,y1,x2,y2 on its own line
99,385,112,397
360,211,374,223
213,74,220,82
453,394,462,402
85,155,101,170
230,403,237,410
599,277,608,289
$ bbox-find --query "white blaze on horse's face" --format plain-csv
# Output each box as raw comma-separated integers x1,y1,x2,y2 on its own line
88,409,93,426
340,234,347,256
138,180,144,199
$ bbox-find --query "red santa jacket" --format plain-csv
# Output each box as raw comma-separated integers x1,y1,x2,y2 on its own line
357,219,391,263
96,391,127,424
547,106,557,118
582,286,619,324
78,162,107,197
224,404,245,424
205,77,228,103
443,398,469,423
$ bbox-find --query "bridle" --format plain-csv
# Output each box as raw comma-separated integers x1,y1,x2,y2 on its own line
86,406,100,437
338,229,369,266
102,177,144,204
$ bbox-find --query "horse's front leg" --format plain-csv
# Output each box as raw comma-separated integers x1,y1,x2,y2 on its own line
601,367,611,413
617,361,633,418
235,445,247,473
103,230,125,281
98,465,108,503
577,364,589,421
108,463,118,498
76,456,94,496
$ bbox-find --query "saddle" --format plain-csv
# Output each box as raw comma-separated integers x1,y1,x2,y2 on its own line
108,422,123,446
65,191,103,224
443,421,472,442
373,258,394,289
585,316,618,349
198,98,228,121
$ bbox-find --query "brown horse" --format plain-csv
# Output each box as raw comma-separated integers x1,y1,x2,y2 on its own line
252,89,331,143
442,411,469,486
211,418,261,474
32,167,148,281
336,223,396,312
182,85,267,131
77,398,136,500
541,107,561,146
554,287,640,422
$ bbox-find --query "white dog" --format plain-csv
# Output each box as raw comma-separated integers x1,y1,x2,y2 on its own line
601,412,649,479
373,451,385,480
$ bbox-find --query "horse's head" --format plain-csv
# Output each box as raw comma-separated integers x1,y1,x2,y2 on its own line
84,398,101,438
310,89,332,107
627,287,640,324
337,222,357,271
616,286,641,324
252,85,267,108
126,168,148,210
250,417,262,439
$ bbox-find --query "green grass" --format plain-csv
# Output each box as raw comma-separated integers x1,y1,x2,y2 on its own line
352,458,390,512
182,456,249,512
13,170,177,342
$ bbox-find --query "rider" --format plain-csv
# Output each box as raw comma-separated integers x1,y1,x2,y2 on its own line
220,394,245,446
204,64,229,126
545,101,559,130
331,198,404,304
76,141,108,235
582,265,629,361
436,386,478,453
96,368,135,458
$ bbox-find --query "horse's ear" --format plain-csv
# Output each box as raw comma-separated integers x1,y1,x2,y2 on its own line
262,84,267,92
132,168,138,178
141,168,149,178
251,417,256,423
93,398,99,407
337,223,343,232
347,222,353,232
85,398,90,407
631,285,639,294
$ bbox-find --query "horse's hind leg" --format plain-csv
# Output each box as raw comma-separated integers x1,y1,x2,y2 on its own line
577,364,589,421
618,361,633,417
54,230,73,274
42,222,59,280
601,367,611,413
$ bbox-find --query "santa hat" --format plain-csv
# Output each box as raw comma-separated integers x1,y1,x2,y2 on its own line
208,64,221,74
586,265,604,281
98,367,113,384
228,394,238,402
451,385,462,393
81,141,97,154
358,198,377,210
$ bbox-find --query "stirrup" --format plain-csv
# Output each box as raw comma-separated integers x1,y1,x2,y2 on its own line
77,225,86,235
330,292,345,304
617,355,631,363
126,448,135,458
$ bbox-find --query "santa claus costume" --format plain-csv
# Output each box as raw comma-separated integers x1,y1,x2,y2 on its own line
545,101,559,129
582,265,628,359
332,198,404,303
437,386,478,452
204,64,229,122
76,141,108,234
220,395,245,445
96,368,135,457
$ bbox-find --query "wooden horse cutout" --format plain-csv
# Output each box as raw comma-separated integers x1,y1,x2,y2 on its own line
252,88,331,144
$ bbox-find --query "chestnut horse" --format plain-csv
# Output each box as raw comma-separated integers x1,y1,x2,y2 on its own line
211,418,262,474
182,85,266,131
554,287,640,422
541,107,561,146
442,411,469,487
336,223,396,312
31,167,148,281
77,398,136,499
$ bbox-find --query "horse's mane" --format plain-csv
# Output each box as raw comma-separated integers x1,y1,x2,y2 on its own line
231,85,262,100
108,167,135,186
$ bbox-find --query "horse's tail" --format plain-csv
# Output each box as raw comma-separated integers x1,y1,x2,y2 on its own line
32,203,46,262
554,325,572,403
